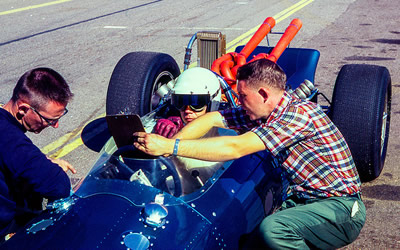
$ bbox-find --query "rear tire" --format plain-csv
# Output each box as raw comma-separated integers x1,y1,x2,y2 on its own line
329,64,391,182
106,52,180,116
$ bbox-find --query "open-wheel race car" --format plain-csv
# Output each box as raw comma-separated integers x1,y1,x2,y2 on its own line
2,17,391,249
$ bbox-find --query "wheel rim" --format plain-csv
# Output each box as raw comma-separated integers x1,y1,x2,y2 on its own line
150,71,175,111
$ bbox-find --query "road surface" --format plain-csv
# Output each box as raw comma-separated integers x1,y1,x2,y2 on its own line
0,0,399,248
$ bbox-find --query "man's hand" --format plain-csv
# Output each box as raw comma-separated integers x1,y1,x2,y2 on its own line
47,157,77,174
133,132,174,156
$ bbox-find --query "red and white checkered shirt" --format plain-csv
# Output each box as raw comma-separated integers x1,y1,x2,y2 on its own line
220,91,361,199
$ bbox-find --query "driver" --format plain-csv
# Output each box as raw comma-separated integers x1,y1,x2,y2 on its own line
155,67,223,194
154,67,221,138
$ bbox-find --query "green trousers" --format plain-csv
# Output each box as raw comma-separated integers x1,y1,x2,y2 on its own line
245,195,366,249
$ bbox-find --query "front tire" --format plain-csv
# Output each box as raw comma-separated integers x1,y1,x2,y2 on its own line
106,52,180,116
329,64,391,182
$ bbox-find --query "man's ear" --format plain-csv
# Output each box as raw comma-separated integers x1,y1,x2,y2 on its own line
258,87,269,102
16,102,30,118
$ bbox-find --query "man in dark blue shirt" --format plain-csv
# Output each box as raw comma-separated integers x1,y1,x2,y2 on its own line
0,68,76,241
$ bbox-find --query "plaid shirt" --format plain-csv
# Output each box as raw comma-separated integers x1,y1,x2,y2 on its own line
220,91,361,199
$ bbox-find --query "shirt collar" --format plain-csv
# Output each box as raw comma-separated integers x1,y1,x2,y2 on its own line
0,107,26,133
266,91,292,123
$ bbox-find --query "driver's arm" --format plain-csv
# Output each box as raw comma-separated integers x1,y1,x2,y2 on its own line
173,111,226,140
134,131,266,162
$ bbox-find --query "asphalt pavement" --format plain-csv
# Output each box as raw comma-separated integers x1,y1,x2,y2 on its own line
0,0,399,248
305,0,400,248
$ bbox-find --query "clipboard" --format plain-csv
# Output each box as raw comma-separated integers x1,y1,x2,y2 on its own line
106,114,151,158
106,114,145,148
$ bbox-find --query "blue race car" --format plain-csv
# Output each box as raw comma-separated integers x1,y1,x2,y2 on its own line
2,21,391,250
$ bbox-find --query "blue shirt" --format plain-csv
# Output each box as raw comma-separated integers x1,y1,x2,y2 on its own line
0,108,70,237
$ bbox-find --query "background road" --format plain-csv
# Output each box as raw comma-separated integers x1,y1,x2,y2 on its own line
0,0,399,248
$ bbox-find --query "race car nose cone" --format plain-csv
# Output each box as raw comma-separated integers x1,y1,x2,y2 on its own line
143,203,168,228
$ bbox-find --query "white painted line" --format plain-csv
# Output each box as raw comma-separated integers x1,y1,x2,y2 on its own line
103,26,128,29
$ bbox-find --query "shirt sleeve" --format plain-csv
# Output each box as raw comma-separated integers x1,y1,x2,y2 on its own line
219,107,261,132
251,105,314,156
2,130,70,200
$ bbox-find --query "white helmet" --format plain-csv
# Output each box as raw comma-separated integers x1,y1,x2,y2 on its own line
171,67,221,112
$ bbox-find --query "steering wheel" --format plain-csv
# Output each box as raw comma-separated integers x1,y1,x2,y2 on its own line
111,145,182,197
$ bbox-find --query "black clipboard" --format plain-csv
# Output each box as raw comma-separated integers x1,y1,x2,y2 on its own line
106,114,151,158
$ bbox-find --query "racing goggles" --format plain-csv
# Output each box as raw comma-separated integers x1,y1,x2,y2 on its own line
172,94,210,112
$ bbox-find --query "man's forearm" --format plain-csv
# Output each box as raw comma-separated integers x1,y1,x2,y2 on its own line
134,129,266,162
174,112,225,140
174,136,244,162
171,131,267,162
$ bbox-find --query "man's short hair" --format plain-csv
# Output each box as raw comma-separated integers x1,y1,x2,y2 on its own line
12,68,73,108
237,59,287,90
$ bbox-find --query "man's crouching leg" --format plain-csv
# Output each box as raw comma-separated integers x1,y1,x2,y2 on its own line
258,212,309,249
249,196,366,249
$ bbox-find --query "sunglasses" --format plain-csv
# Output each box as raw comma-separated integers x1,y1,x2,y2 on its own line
172,94,210,112
30,106,68,126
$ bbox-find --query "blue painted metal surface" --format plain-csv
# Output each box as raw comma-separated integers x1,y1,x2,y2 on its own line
234,46,320,90
2,142,286,249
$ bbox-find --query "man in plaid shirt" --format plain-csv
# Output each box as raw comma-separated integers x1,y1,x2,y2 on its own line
134,59,366,249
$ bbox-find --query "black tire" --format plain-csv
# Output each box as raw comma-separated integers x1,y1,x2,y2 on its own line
106,52,180,116
329,64,391,182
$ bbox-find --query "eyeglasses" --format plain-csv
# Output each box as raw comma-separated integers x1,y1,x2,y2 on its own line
172,94,210,112
30,106,68,126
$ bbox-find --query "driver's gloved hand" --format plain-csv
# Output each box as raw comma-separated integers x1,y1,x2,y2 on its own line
168,116,184,130
155,116,184,138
